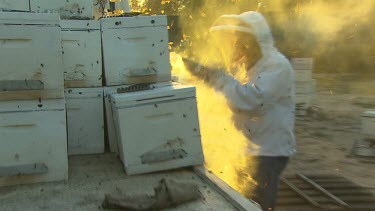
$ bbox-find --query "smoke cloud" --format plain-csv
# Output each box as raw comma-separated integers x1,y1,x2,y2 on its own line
130,0,375,74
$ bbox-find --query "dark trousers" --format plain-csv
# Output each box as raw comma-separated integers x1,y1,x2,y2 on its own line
249,156,289,211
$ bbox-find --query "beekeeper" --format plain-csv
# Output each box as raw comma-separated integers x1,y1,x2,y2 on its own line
186,11,296,211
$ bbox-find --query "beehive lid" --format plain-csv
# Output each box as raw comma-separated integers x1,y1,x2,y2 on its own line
100,15,167,30
61,20,100,30
111,85,196,108
0,12,60,25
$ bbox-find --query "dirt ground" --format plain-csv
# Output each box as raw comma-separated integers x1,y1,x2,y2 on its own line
285,73,375,192
0,154,239,211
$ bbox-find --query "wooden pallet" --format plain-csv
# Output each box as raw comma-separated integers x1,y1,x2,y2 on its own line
277,174,375,211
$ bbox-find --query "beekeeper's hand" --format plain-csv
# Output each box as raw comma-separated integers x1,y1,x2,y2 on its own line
193,66,229,88
205,69,230,89
183,58,229,88
191,64,206,78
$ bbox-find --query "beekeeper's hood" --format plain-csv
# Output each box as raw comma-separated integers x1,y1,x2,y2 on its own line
210,11,275,57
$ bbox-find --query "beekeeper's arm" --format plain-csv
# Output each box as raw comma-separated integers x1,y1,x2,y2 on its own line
221,66,290,113
190,63,289,113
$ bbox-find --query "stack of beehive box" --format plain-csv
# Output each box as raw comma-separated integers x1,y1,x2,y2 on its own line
352,111,375,157
28,0,106,156
0,0,204,185
60,20,105,156
100,16,203,175
101,15,173,154
0,0,107,187
291,58,316,116
362,111,375,139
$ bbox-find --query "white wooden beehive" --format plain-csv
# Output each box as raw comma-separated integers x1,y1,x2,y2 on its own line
0,0,29,11
295,80,316,95
291,58,314,70
0,99,68,187
0,12,64,101
362,110,375,138
101,15,171,86
294,69,313,81
103,82,173,154
30,0,94,20
61,20,102,88
291,58,314,81
111,85,204,175
65,87,105,155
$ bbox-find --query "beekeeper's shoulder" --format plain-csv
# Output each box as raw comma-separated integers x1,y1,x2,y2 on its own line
262,52,291,75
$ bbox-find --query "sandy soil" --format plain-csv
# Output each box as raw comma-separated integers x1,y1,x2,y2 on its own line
285,73,375,192
0,154,237,211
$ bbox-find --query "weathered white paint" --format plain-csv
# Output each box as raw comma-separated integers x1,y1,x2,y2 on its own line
294,69,313,81
30,0,94,20
0,12,64,100
0,0,29,11
101,15,168,29
362,110,375,138
101,16,171,86
0,12,60,25
61,20,102,88
291,58,314,81
295,80,316,95
0,98,68,187
103,82,173,154
292,58,315,111
111,85,204,175
60,19,100,30
65,88,104,155
291,58,314,70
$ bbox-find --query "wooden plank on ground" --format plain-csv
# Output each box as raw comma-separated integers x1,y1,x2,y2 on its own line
297,173,349,208
280,177,321,208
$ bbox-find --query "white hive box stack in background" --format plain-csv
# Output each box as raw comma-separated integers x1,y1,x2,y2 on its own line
352,110,375,157
0,12,68,186
61,20,102,88
361,110,375,139
110,85,204,175
101,15,171,86
291,58,316,115
65,88,104,155
0,0,30,11
30,0,94,20
292,58,313,81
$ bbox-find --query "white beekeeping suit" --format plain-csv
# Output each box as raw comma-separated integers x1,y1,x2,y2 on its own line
205,11,297,156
